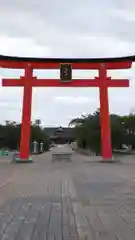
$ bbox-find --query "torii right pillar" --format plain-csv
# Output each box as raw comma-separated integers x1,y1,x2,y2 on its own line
98,62,132,161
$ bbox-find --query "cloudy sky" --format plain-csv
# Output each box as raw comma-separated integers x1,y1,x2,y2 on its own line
0,0,135,126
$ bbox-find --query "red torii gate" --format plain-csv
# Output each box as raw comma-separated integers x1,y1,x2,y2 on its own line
0,55,132,161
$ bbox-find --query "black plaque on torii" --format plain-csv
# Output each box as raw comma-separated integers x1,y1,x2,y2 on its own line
60,63,72,82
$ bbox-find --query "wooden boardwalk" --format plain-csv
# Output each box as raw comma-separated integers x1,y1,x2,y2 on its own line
0,145,135,239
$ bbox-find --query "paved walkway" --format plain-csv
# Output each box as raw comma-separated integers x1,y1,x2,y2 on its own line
0,146,135,239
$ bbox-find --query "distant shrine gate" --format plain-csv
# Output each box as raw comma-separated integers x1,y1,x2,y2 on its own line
0,55,132,161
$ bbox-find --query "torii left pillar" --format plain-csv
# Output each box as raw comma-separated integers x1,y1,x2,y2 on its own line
2,63,35,162
20,64,33,160
99,63,112,160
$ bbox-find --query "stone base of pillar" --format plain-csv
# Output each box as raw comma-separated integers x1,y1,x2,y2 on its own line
99,156,120,163
12,155,33,163
100,159,114,163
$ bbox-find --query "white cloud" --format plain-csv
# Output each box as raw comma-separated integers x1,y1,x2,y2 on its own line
55,96,93,104
0,0,135,126
0,35,52,57
113,9,135,22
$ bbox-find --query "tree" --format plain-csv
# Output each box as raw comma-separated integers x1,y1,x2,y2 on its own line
30,124,50,151
110,115,126,149
120,114,135,149
70,109,101,154
34,119,41,127
69,108,131,155
0,121,50,152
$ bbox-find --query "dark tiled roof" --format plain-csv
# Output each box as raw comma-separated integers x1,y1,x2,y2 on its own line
0,54,135,62
44,127,73,138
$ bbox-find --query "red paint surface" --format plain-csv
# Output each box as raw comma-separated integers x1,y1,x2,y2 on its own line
0,60,131,69
98,64,112,159
19,65,33,159
1,60,132,160
2,79,129,88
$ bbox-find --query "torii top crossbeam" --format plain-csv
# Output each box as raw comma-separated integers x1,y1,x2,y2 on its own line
0,54,133,161
0,54,134,68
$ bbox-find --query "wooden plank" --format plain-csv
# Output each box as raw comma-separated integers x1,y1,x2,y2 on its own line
1,202,31,240
62,180,78,240
73,203,94,240
0,200,24,237
47,202,62,240
14,203,40,240
32,203,51,240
